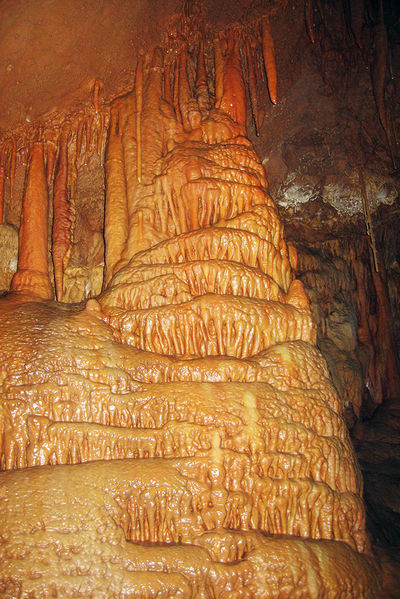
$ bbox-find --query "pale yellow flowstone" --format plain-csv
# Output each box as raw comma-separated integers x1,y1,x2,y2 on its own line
0,460,379,599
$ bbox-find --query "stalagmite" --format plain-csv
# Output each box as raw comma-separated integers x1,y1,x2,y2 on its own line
261,16,278,104
11,142,53,299
52,126,74,302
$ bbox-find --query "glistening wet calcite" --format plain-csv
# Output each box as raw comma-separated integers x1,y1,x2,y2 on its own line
0,11,380,598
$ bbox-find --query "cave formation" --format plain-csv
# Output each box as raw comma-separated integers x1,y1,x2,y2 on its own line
0,0,399,597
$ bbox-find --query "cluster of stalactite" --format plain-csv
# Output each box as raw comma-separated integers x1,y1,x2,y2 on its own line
0,7,381,598
296,233,400,416
0,102,109,300
0,11,281,303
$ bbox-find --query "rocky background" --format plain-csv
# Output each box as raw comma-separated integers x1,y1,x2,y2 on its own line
0,0,399,596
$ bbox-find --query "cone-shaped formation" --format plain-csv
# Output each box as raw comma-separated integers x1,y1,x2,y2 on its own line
0,16,379,599
11,142,53,299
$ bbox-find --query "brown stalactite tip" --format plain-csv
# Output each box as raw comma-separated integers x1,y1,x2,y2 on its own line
246,39,260,135
305,0,315,44
261,16,278,105
11,141,53,299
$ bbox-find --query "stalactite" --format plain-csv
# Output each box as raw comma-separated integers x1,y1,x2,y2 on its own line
305,0,315,44
135,56,144,183
11,142,53,299
52,126,74,302
178,46,193,131
93,79,102,114
196,38,210,115
9,139,17,199
261,16,277,105
0,11,382,597
359,169,379,273
138,47,164,185
350,0,364,48
104,101,129,286
246,39,260,135
164,58,173,104
97,111,105,158
173,55,183,123
85,114,94,165
0,146,5,224
369,266,400,404
214,36,224,107
76,119,85,164
217,32,247,129
372,1,388,134
45,130,59,187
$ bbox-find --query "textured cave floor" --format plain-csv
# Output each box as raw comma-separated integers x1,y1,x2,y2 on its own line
352,401,400,598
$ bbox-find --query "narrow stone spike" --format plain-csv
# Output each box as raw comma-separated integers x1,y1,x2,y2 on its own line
52,125,74,302
11,142,53,299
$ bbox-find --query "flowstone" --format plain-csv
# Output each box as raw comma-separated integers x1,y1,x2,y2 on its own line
0,17,379,598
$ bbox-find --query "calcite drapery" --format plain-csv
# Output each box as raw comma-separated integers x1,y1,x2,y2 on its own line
0,18,379,599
